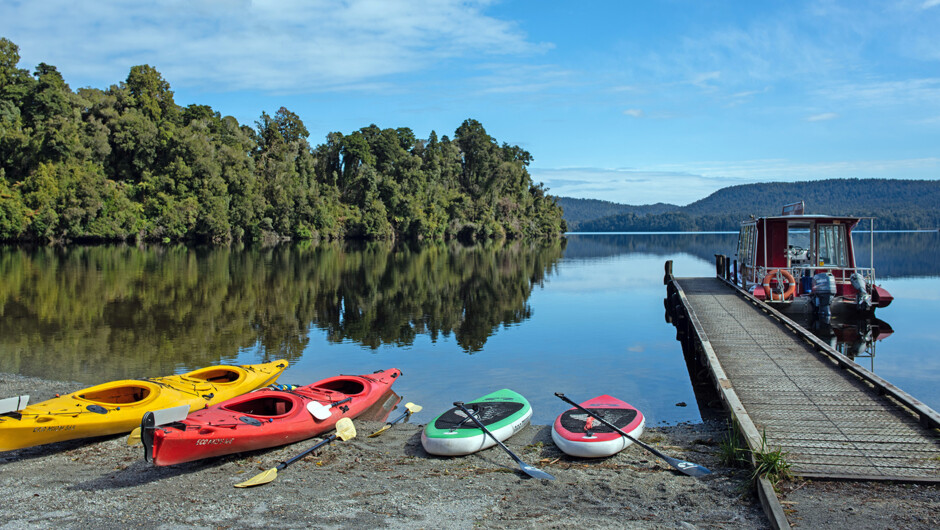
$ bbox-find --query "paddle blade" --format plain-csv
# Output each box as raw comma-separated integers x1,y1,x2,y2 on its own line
669,458,712,477
0,395,29,414
405,402,422,414
521,464,556,481
306,401,331,420
234,467,278,488
126,427,142,446
335,417,356,441
367,424,391,438
150,404,191,426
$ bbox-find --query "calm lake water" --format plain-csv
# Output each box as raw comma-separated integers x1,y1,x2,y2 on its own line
2,232,938,425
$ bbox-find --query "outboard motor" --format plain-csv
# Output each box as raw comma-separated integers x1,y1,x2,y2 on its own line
850,273,873,311
811,272,836,323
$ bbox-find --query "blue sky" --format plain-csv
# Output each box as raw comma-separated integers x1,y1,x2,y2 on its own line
2,0,939,205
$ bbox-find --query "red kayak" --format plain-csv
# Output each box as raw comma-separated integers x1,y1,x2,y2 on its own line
143,368,401,466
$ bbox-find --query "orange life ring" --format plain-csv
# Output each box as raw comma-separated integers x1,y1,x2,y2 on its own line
762,269,796,301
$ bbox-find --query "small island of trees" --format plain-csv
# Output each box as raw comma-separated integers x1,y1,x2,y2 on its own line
0,38,566,243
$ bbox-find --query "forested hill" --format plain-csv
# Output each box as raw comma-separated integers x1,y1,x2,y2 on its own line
0,38,565,243
555,197,678,225
566,179,940,232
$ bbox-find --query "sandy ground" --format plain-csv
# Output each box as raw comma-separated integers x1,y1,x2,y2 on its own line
1,374,937,529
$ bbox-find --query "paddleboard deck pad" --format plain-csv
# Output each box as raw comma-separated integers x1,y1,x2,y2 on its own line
551,394,645,458
421,389,531,456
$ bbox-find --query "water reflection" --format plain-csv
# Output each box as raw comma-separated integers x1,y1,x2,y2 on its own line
806,316,894,371
0,240,565,383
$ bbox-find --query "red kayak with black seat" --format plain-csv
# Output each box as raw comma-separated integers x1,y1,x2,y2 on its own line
142,368,401,466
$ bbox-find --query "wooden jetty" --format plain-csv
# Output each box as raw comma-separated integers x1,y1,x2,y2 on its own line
664,259,940,483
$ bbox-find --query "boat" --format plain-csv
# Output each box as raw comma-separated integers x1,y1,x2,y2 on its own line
551,394,645,458
0,360,288,452
733,201,893,321
421,389,531,456
142,368,401,466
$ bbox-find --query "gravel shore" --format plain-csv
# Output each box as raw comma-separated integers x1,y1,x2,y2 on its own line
2,373,937,529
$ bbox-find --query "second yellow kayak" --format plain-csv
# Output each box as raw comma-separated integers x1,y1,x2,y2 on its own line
0,359,288,452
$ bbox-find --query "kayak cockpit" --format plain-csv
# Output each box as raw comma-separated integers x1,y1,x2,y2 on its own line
223,396,295,417
78,384,153,405
181,366,243,384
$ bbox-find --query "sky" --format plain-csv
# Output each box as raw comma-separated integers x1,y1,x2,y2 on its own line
2,0,939,205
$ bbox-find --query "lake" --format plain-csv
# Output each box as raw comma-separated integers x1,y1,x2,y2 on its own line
1,231,938,426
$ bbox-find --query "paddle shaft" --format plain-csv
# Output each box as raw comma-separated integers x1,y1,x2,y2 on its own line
279,433,338,470
453,402,554,480
554,393,711,477
383,407,414,427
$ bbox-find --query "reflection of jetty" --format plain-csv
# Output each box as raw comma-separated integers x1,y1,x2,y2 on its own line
664,260,940,524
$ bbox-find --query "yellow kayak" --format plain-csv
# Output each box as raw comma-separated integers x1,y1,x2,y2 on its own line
0,359,288,451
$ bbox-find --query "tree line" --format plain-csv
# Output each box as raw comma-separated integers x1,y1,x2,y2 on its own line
0,38,566,244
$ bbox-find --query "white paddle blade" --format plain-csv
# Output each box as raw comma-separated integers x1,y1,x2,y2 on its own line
0,395,29,414
405,402,422,414
335,417,356,441
149,404,191,426
306,401,332,420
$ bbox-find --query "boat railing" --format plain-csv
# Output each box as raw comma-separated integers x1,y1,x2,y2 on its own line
784,265,876,286
714,255,876,292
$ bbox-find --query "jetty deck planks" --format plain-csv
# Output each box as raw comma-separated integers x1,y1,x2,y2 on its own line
671,277,939,482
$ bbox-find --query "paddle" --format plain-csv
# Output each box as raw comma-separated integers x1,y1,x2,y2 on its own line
307,396,352,420
453,402,555,480
368,402,422,437
234,417,357,488
127,404,191,446
554,393,711,477
0,395,29,415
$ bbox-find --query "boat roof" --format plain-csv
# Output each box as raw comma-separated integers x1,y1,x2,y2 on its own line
742,214,870,224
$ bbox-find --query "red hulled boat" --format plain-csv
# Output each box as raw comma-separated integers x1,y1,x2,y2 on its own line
735,201,892,321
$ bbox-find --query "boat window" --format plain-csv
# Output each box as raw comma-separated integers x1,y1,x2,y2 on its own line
817,225,847,267
787,225,812,264
737,225,755,265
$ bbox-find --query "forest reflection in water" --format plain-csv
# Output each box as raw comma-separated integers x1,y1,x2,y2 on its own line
0,240,565,384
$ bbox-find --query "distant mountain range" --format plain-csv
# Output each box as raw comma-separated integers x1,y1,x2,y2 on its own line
558,178,940,232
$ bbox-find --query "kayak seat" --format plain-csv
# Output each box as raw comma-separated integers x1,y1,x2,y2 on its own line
225,396,294,416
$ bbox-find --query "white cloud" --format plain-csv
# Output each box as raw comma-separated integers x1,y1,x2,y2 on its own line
922,0,940,9
532,167,739,205
691,71,721,89
814,78,940,108
624,109,644,118
806,112,839,121
1,0,544,92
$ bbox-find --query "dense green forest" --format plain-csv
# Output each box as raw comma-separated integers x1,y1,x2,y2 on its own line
0,38,565,243
567,179,940,231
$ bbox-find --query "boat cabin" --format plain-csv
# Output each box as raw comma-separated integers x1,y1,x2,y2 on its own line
735,201,891,309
